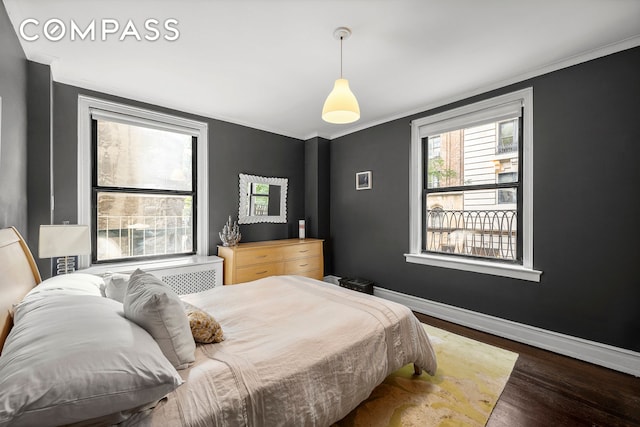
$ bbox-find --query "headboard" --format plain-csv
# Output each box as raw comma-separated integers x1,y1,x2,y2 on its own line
0,227,42,352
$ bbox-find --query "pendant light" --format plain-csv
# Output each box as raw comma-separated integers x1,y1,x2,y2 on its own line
322,27,360,124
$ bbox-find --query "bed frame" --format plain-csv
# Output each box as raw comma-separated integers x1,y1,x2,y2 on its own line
0,227,41,353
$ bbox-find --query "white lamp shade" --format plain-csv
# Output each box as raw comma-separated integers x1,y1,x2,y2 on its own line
39,225,91,258
322,78,360,124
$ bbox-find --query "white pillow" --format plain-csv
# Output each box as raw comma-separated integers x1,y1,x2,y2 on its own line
124,269,195,369
24,273,105,299
0,294,183,427
104,272,131,302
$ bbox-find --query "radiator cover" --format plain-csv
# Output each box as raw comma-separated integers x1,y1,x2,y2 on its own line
83,255,223,295
153,265,220,295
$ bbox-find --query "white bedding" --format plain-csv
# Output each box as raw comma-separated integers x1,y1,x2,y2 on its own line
127,275,437,426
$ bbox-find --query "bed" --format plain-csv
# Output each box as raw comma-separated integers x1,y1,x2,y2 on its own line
0,227,437,426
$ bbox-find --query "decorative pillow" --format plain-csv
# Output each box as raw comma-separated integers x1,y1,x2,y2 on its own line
124,269,195,369
0,294,183,427
186,306,225,344
23,273,105,299
104,272,131,303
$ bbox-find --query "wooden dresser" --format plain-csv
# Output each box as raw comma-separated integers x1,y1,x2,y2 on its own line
217,239,324,285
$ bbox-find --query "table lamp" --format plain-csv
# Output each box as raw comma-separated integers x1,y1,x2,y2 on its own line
39,224,91,275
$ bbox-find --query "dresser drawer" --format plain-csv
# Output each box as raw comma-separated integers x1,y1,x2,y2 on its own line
235,263,284,283
284,256,323,275
235,247,283,267
281,242,322,260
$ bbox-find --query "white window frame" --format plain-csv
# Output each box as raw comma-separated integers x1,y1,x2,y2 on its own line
406,88,542,282
77,95,209,269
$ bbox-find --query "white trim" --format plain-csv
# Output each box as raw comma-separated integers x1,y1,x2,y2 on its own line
408,122,422,254
77,95,209,269
404,253,542,282
408,88,539,281
89,109,201,136
415,99,522,138
49,71,54,224
521,89,534,269
375,286,640,377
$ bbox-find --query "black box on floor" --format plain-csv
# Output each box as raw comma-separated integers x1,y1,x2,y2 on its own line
338,277,374,295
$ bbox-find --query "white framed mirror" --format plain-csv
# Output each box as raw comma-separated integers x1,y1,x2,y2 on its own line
238,173,288,224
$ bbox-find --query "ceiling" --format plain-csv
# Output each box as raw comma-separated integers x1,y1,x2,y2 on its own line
4,1,640,140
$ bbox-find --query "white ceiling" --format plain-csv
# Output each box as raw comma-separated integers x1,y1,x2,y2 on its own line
4,0,640,140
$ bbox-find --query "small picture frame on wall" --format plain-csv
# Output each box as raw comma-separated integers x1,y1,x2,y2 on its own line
355,171,372,190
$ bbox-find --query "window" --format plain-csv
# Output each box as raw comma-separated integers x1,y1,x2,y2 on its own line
249,183,270,216
426,135,442,188
497,172,518,204
78,96,208,268
497,119,518,154
93,120,196,262
427,135,441,159
407,88,541,282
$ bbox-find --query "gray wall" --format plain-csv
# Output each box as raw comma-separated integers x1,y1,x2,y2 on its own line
330,46,640,352
41,83,305,275
305,136,331,273
0,3,28,235
27,62,52,275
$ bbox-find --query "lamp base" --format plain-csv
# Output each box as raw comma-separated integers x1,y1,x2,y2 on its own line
56,256,76,275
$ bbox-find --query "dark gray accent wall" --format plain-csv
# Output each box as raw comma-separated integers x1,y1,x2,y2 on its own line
305,136,331,273
208,118,305,242
48,83,305,267
330,46,640,352
26,62,52,276
0,3,28,235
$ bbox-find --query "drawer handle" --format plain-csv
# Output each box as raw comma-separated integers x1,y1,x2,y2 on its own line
299,250,309,253
256,270,268,275
299,263,308,267
255,255,267,258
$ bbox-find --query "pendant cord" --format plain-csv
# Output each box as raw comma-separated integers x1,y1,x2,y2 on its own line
340,36,343,78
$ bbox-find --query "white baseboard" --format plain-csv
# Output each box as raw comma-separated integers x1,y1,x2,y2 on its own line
374,286,640,377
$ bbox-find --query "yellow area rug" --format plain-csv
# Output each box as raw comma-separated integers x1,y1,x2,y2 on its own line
333,324,518,427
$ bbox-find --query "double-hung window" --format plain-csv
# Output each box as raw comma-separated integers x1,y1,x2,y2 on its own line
92,118,196,262
78,96,208,268
406,88,541,282
248,183,270,216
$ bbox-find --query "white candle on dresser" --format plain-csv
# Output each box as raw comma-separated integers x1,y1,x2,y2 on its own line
299,220,305,239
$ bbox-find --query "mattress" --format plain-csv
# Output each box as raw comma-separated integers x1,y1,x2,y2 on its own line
126,275,437,426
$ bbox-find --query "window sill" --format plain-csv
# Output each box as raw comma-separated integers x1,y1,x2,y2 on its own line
81,255,222,276
404,252,542,282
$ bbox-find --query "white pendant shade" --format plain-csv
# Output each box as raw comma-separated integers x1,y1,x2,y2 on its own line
322,78,360,124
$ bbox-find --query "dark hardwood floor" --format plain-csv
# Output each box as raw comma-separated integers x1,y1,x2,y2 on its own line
413,312,640,427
